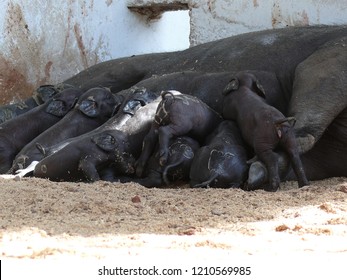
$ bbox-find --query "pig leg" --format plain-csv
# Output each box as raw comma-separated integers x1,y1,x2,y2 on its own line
280,132,309,187
135,125,158,177
79,156,101,182
255,148,280,192
137,171,164,187
158,124,192,166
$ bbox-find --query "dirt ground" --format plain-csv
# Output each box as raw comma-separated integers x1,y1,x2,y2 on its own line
0,176,346,260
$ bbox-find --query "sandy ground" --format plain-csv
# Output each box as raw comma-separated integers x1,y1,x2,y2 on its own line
0,176,346,261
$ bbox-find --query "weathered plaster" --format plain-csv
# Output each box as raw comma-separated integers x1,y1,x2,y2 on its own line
189,0,347,45
127,0,347,46
0,0,189,103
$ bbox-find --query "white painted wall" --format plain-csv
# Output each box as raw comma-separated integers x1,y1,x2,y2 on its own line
116,9,190,58
0,0,190,102
189,0,347,45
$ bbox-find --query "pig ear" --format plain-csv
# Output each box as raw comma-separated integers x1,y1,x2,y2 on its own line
222,78,239,95
92,133,117,152
45,97,77,117
122,100,142,115
34,85,58,104
253,80,266,99
78,97,99,117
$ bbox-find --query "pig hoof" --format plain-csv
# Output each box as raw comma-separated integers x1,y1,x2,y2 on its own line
264,177,280,192
247,161,268,190
298,180,310,188
264,186,279,192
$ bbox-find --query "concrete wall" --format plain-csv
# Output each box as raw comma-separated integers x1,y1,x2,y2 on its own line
129,0,347,46
0,0,190,103
188,0,347,46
